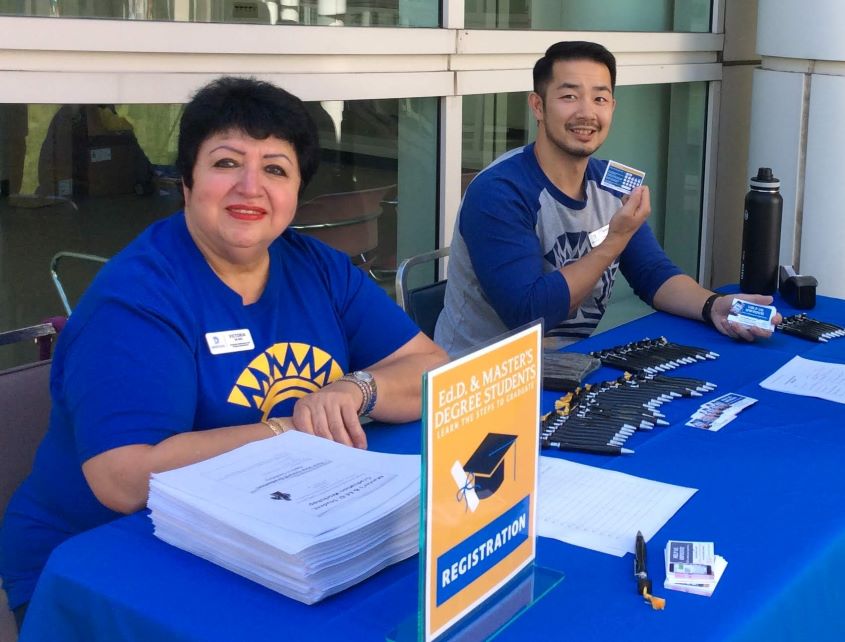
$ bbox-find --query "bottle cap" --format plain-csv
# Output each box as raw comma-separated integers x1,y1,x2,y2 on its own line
750,167,780,189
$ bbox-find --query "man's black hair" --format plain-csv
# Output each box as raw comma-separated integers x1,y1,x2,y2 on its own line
532,41,617,98
177,76,320,192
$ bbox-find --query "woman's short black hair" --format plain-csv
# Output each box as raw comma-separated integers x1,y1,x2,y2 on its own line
533,41,617,99
177,76,320,192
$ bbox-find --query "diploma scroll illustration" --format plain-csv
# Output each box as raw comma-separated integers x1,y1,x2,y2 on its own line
451,460,479,513
450,433,518,513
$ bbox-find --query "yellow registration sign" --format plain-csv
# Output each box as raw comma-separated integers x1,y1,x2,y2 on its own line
422,323,542,641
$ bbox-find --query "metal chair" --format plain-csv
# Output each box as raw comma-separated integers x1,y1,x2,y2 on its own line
0,323,57,362
0,358,52,522
0,578,15,642
0,335,54,640
50,251,109,316
0,319,61,637
395,247,449,340
292,185,394,275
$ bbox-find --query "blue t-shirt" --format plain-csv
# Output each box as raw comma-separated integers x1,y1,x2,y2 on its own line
0,212,418,609
435,145,682,355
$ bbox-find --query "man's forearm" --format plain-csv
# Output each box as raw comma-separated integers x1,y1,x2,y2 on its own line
651,274,712,320
560,233,626,315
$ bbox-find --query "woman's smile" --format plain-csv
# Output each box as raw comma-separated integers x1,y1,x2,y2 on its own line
227,204,268,221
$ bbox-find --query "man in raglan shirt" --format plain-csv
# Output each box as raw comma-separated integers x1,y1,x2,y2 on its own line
435,40,778,356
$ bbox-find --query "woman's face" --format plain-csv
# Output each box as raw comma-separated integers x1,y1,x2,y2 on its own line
183,129,301,264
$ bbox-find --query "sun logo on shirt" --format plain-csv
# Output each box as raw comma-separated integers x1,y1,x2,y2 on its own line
227,342,343,419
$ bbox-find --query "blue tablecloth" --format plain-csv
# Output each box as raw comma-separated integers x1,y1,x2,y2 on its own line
20,293,845,641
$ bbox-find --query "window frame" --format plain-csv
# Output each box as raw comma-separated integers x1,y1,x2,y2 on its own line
0,10,723,280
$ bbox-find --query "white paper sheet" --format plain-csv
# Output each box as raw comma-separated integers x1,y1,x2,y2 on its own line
536,457,697,556
151,431,419,539
759,355,845,404
148,432,421,603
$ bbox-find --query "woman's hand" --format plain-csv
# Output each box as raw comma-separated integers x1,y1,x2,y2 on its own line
291,380,368,449
711,293,783,341
290,332,447,449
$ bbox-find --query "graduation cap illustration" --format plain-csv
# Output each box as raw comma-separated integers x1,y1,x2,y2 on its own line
452,433,518,511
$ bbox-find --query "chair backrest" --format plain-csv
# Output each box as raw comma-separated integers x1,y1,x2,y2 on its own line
0,323,58,361
292,185,395,269
395,247,449,339
50,251,109,316
461,171,479,196
0,359,52,521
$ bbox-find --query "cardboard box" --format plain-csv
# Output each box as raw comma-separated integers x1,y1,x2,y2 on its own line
37,106,153,198
85,134,152,196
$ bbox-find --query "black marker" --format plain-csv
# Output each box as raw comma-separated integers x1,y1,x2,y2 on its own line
549,429,632,447
544,440,634,455
635,530,665,609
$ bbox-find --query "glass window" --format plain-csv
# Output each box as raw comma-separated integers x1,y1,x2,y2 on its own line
461,82,709,330
300,96,438,291
0,0,439,27
465,0,712,32
0,96,437,369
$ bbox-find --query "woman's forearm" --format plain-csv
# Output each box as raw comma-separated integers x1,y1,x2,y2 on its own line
366,333,448,422
83,335,446,514
81,421,274,514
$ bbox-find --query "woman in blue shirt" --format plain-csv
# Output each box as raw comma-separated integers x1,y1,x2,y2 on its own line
0,77,446,631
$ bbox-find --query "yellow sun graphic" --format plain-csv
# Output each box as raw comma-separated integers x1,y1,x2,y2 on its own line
227,342,343,419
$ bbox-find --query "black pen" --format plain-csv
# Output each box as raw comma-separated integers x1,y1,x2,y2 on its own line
550,422,635,437
556,421,636,437
544,441,634,455
548,432,628,447
635,531,665,610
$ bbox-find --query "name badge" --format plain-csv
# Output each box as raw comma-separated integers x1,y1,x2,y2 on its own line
588,224,609,248
205,329,255,355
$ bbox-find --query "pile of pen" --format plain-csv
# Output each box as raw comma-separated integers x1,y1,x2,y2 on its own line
540,373,717,456
778,313,845,342
589,336,718,374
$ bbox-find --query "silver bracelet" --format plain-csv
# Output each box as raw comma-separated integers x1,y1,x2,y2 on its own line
337,373,374,416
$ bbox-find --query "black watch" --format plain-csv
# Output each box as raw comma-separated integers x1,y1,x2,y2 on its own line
701,293,723,327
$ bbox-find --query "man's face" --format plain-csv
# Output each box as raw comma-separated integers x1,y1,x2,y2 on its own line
529,59,616,159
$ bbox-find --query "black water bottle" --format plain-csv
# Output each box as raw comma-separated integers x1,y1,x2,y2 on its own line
740,167,783,294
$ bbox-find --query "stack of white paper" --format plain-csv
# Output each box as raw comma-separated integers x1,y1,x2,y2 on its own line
148,431,420,604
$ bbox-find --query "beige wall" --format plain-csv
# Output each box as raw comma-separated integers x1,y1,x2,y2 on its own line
710,0,759,288
750,0,845,297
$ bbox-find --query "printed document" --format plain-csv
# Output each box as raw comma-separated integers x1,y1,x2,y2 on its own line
536,457,697,556
152,430,417,538
759,356,845,404
147,431,420,555
149,430,421,604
